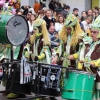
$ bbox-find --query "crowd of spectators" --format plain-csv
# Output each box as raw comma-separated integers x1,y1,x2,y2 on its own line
0,0,100,49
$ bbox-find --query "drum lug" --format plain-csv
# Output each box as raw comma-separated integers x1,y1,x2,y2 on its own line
77,74,79,76
56,88,60,92
43,84,47,89
88,75,90,79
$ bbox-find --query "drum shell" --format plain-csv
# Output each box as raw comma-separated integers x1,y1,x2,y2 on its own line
31,63,61,96
0,15,13,44
62,70,95,100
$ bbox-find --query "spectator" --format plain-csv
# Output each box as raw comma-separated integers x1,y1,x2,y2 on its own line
73,8,79,17
48,25,60,49
21,5,30,16
33,1,41,13
81,11,87,21
29,7,35,14
43,9,55,29
87,9,93,16
81,16,93,32
28,14,36,34
38,10,44,18
55,15,65,32
61,5,70,18
26,11,32,21
51,31,60,48
48,0,54,11
62,3,67,10
13,0,20,9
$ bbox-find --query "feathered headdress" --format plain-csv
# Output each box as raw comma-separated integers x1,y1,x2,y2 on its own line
91,15,100,38
30,18,50,46
59,13,83,47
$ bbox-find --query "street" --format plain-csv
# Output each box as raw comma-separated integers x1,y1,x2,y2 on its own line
0,85,64,100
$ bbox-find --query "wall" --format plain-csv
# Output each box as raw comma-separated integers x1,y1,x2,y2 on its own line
92,0,99,8
60,0,85,15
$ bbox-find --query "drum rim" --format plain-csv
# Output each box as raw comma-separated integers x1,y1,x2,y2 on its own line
6,15,29,46
69,69,96,77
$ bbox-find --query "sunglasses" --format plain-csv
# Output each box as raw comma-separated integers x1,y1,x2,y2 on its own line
91,31,99,34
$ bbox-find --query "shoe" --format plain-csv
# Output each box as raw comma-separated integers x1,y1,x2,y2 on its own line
18,94,26,98
2,92,7,96
50,97,57,100
7,93,18,99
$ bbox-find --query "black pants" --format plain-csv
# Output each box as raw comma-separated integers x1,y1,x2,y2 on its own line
50,97,57,100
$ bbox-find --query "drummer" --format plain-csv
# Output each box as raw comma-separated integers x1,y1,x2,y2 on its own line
24,18,51,64
52,13,83,68
24,18,58,100
68,15,100,100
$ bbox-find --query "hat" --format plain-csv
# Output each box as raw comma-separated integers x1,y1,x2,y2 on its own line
59,13,83,47
32,18,50,46
33,18,43,27
92,15,100,38
65,13,78,27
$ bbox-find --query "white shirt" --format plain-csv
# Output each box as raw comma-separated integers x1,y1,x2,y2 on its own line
28,21,34,33
55,22,63,32
81,21,91,32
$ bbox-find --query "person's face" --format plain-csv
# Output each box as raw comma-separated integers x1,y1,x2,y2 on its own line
46,11,52,17
93,12,96,18
74,10,79,16
54,33,59,38
91,29,99,41
27,13,31,19
31,15,35,21
53,12,57,16
49,26,55,34
86,18,92,24
59,16,64,23
66,27,72,34
88,10,93,16
33,28,38,34
82,12,87,17
39,14,44,18
95,12,99,17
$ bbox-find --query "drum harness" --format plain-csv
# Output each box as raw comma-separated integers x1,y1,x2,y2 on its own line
84,41,99,75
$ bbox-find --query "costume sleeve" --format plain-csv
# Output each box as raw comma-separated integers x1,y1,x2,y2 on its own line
73,52,79,59
90,59,100,67
38,52,46,60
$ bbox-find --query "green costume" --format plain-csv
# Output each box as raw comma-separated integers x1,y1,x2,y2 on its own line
57,13,83,68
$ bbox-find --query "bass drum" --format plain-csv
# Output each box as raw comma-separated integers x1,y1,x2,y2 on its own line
0,14,28,46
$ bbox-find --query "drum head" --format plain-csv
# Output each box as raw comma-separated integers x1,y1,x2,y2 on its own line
6,15,28,46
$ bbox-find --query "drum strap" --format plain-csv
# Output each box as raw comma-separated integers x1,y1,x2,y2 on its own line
20,56,32,84
66,35,71,54
33,39,40,56
84,41,99,73
84,42,96,68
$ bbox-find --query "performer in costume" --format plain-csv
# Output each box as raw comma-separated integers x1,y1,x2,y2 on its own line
23,18,57,100
24,18,51,63
68,15,100,100
53,13,83,68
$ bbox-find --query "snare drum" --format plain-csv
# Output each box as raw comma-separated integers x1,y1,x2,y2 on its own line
0,14,28,45
32,63,62,96
62,68,95,100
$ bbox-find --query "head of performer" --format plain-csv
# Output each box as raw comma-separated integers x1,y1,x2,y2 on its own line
91,15,100,42
78,32,92,45
29,18,50,46
59,13,83,48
